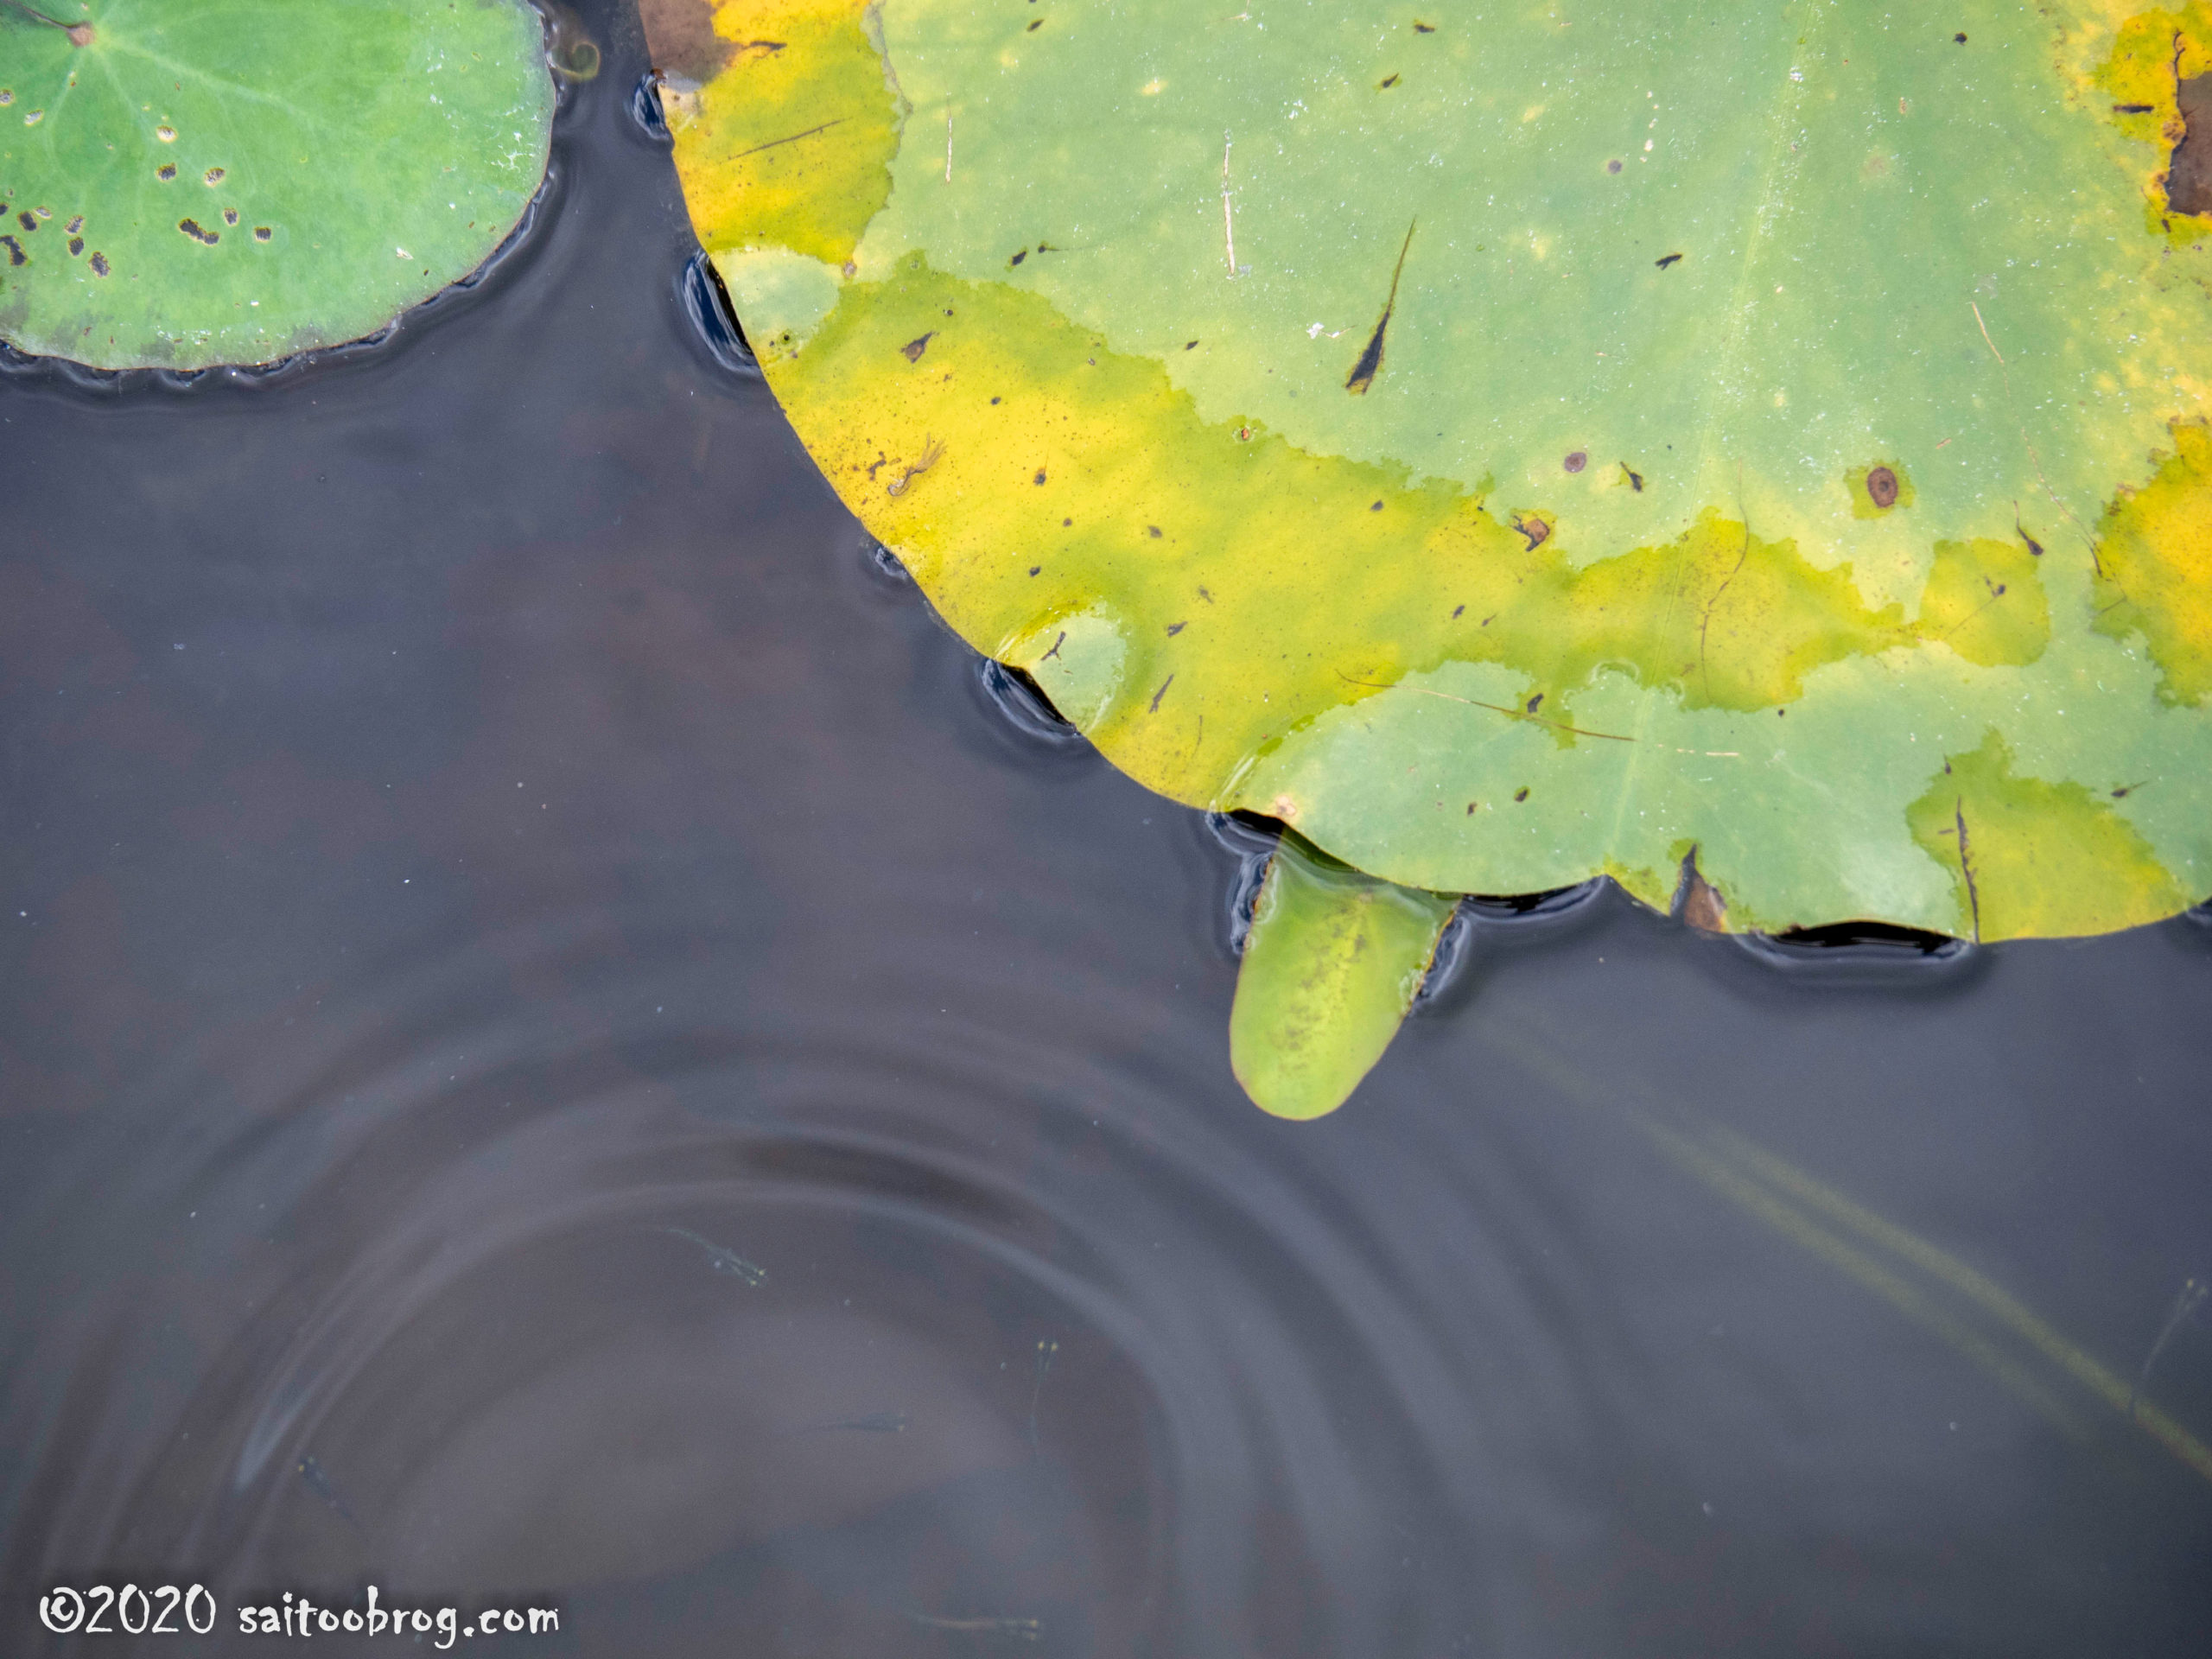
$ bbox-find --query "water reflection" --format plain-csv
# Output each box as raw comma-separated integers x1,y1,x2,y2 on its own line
1,3,2209,1656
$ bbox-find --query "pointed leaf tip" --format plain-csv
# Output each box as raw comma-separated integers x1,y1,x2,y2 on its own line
1229,841,1457,1119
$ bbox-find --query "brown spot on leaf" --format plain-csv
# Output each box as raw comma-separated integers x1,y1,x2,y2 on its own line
1655,252,1682,269
156,165,176,182
1512,514,1550,549
1866,465,1899,508
0,235,22,267
89,251,109,275
1563,450,1586,474
637,0,737,83
2169,69,2212,215
1675,847,1730,933
900,332,934,361
67,236,81,256
14,210,32,232
1513,787,1529,803
253,226,272,242
177,217,218,245
1606,158,1624,173
1379,73,1400,88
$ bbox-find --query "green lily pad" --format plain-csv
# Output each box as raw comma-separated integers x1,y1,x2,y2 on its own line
652,0,2212,1110
1230,840,1455,1120
0,0,554,370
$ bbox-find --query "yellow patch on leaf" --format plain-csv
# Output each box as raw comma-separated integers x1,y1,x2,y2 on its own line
1906,731,2190,941
769,258,1970,803
2092,417,2212,704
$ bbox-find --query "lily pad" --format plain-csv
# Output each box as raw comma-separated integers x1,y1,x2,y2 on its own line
0,0,554,370
650,0,2212,1110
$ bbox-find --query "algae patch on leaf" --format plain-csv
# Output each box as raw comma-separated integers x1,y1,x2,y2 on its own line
0,0,554,370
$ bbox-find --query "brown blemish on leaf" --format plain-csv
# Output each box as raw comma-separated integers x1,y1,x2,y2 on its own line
901,331,934,360
1563,451,1586,474
2169,64,2212,213
1655,252,1682,269
1674,846,1730,933
638,0,738,83
1847,459,1913,517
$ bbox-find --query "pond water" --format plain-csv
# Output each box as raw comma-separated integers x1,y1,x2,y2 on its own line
3,5,2210,1653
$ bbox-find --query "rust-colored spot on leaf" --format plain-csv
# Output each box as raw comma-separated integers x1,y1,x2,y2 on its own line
1866,465,1899,508
1563,450,1587,474
638,0,737,83
1674,846,1730,933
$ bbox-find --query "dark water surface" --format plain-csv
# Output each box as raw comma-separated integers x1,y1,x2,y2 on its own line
5,8,2212,1654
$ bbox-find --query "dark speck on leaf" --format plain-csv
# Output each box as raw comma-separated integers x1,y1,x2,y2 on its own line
15,210,33,232
1525,693,1544,713
1866,465,1899,508
1379,73,1399,88
1955,31,1967,42
1514,516,1550,549
1656,252,1682,269
177,217,218,245
1414,19,1434,30
1514,787,1529,802
89,251,109,275
1147,525,1162,537
222,208,238,226
990,396,1001,404
1166,621,1185,635
1010,249,1027,266
1452,604,1465,618
156,164,176,181
253,226,271,242
1370,500,1383,512
1062,517,1071,525
1184,340,1198,350
0,235,22,267
1034,469,1047,485
1607,158,1623,173
1029,565,1040,575
1563,451,1586,474
2115,102,2155,113
1027,16,1041,28
67,235,82,256
900,332,934,361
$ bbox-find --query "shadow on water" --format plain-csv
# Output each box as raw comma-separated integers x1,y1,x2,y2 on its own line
2,3,2210,1655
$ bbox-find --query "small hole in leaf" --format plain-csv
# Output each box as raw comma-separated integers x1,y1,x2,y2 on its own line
253,226,271,242
222,208,238,226
90,251,109,275
156,164,176,181
204,167,224,184
156,124,175,142
67,236,82,256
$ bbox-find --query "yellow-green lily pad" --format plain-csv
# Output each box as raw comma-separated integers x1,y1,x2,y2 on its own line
0,0,554,370
651,0,2212,1110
